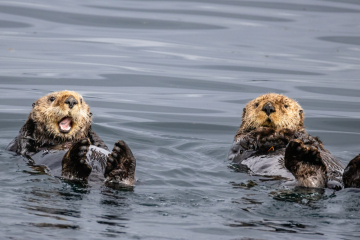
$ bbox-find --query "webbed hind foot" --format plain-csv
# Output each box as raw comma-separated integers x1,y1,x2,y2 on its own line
343,154,360,188
62,138,92,181
105,140,136,186
285,139,327,188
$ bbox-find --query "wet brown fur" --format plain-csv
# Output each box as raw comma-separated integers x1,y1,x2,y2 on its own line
343,154,360,188
231,93,344,189
7,90,137,186
236,93,304,140
296,163,327,188
30,90,91,146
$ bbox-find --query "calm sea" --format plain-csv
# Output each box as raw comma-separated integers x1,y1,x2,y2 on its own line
1,0,360,239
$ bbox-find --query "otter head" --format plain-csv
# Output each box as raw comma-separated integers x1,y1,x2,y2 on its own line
240,93,304,132
30,90,92,142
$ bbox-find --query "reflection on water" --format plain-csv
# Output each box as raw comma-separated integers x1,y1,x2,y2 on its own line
0,5,224,30
0,20,32,28
87,5,295,22
1,0,360,239
318,36,360,46
271,187,326,204
228,220,323,235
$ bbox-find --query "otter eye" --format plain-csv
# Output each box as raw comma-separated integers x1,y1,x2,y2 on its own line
240,150,243,154
255,103,259,108
80,98,83,104
49,96,55,102
284,105,288,108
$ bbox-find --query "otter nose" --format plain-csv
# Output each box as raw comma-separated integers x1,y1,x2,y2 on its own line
64,95,78,109
262,102,275,116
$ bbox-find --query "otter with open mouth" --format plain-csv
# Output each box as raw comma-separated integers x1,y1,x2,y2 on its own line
6,90,136,187
229,93,346,190
59,116,72,133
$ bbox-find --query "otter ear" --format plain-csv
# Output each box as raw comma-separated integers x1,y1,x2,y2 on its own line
32,101,39,108
299,109,304,124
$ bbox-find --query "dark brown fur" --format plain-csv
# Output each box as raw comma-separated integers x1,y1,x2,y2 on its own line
230,94,344,189
7,90,108,156
343,154,360,188
6,90,135,186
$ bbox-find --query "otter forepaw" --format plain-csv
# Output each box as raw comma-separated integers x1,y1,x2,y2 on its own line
61,138,92,181
277,128,296,141
285,139,327,188
104,140,136,186
285,139,323,170
343,154,360,188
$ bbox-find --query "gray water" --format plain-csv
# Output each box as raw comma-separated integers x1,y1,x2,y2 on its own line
1,0,360,239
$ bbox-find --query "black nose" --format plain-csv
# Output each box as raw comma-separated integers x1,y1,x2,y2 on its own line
262,102,275,116
64,95,78,109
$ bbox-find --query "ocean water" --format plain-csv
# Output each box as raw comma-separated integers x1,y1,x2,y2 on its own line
1,0,360,239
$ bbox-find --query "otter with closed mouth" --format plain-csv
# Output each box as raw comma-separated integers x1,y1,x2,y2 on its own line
6,90,136,186
229,93,344,189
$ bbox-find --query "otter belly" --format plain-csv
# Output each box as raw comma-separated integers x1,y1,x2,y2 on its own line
240,152,295,180
31,145,109,178
230,147,295,180
86,146,109,182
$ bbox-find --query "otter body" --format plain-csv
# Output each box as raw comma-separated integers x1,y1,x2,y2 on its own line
6,90,136,186
343,155,360,188
229,128,295,181
229,94,344,189
232,148,294,181
26,145,108,182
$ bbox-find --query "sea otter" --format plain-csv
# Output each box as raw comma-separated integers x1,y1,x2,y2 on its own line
343,155,360,188
228,93,344,189
6,90,136,186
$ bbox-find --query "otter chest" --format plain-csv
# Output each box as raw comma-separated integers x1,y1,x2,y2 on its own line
31,145,109,178
240,150,295,180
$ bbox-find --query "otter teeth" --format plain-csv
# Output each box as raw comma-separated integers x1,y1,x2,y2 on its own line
59,117,72,132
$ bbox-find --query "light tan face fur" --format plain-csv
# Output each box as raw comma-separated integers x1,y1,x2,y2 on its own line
30,90,91,141
240,93,304,132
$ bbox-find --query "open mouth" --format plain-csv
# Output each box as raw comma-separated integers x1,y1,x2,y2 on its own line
58,117,72,133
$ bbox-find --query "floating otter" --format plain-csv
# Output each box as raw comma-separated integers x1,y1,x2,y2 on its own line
229,93,345,189
343,155,360,188
6,90,136,186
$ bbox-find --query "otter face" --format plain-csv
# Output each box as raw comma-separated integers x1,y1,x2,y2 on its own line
240,93,304,131
30,90,91,141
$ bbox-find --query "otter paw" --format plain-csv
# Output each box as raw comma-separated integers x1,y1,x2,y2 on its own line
92,140,109,151
285,139,327,188
61,138,92,181
343,154,360,188
104,140,136,186
285,139,324,170
257,134,287,152
277,128,296,141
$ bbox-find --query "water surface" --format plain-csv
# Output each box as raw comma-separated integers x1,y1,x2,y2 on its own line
1,0,360,239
